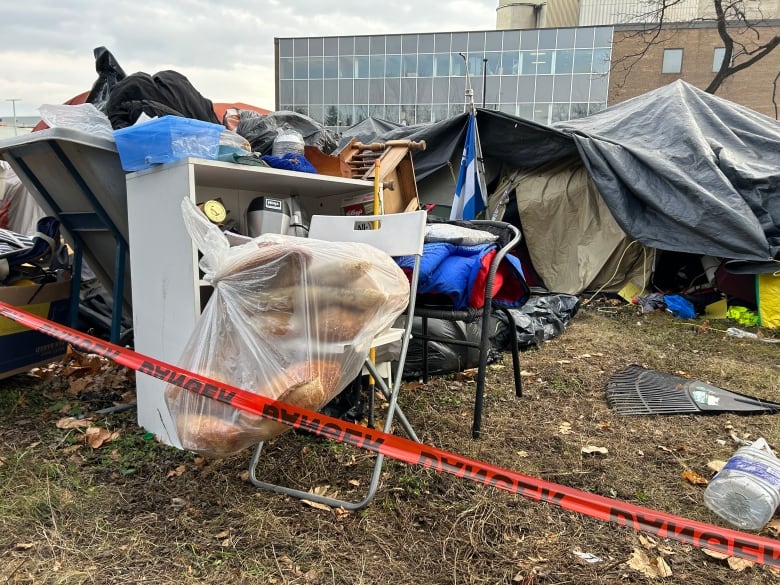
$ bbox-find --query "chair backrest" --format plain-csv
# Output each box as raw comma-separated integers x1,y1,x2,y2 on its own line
308,210,426,259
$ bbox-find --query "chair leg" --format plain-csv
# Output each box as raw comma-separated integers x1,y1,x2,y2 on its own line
471,310,495,439
421,316,430,383
247,359,418,510
248,440,388,511
501,308,522,398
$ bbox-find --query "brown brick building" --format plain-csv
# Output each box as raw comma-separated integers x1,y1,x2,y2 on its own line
609,21,780,118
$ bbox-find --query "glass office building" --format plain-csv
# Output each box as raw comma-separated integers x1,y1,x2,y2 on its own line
276,26,613,131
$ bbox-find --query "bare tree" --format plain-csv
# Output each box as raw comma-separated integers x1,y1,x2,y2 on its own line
612,0,780,94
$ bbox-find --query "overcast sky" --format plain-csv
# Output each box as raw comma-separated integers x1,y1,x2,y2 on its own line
1,1,498,117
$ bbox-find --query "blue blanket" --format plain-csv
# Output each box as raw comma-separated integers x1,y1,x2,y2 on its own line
397,241,529,311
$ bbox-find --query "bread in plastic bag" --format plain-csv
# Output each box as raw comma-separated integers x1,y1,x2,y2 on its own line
165,198,410,457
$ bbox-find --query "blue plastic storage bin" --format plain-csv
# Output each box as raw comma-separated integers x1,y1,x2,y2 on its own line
113,116,224,171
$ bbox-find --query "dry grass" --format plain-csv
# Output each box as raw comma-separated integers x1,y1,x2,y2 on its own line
1,302,780,584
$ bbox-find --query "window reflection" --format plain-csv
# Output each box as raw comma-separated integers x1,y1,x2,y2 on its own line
276,26,615,130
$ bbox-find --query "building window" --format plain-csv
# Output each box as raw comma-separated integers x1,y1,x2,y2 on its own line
662,49,683,73
713,47,726,72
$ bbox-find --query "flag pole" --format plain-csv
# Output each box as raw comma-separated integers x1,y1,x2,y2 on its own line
451,54,488,221
458,52,476,114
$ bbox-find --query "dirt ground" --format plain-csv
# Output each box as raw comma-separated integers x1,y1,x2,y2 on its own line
1,299,780,584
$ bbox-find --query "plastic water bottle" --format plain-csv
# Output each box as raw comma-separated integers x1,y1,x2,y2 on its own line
703,438,780,530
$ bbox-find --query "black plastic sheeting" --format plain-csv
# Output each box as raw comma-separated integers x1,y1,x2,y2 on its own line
337,110,575,182
493,294,580,350
555,80,780,264
401,317,487,379
236,110,340,155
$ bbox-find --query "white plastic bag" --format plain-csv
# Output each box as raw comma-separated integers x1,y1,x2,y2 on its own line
38,103,114,141
164,198,410,457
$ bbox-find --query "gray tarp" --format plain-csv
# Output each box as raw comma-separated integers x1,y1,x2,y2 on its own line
555,80,780,263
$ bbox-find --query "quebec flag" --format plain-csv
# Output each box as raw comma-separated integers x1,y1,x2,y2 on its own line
450,112,487,220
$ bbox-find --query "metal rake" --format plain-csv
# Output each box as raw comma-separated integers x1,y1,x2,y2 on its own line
606,364,780,416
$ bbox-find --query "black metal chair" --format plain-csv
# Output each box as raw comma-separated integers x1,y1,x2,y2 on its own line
412,218,526,438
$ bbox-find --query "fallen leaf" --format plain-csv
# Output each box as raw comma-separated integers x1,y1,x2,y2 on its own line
214,530,230,539
682,469,708,485
627,548,673,578
727,557,755,571
655,556,673,577
766,518,780,536
85,426,114,449
300,485,337,511
66,377,91,394
167,465,187,479
701,548,729,560
639,535,657,549
56,416,90,429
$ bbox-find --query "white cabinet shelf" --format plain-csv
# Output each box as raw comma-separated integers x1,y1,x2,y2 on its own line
126,157,373,447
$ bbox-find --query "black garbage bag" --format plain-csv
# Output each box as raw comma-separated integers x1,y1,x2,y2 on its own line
236,110,339,155
493,294,580,350
85,47,127,112
402,317,488,378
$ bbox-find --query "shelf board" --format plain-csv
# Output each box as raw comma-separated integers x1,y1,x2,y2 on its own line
130,156,374,197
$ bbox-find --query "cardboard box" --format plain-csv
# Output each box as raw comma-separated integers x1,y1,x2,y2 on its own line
341,193,376,216
0,277,72,380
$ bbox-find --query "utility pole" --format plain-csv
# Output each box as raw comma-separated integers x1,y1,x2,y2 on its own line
5,99,20,136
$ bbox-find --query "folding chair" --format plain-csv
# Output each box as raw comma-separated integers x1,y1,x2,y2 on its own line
413,218,525,439
248,210,427,510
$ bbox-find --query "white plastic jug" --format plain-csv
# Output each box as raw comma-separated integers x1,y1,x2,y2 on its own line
703,438,780,530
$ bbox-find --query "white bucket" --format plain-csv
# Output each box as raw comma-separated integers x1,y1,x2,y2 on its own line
703,438,780,530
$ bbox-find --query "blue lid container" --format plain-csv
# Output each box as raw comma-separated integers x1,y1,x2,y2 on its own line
113,116,224,172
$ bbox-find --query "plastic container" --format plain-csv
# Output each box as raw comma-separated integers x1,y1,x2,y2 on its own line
113,116,224,171
703,438,780,530
271,127,304,157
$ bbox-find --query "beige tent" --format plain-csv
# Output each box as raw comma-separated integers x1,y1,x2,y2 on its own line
489,157,653,295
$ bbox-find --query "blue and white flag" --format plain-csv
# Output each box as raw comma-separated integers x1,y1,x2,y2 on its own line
450,112,487,220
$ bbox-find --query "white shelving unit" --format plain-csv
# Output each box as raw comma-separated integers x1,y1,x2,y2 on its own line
126,157,373,447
